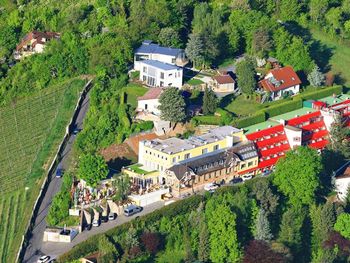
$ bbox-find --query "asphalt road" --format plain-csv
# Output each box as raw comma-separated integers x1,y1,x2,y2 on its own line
23,92,90,263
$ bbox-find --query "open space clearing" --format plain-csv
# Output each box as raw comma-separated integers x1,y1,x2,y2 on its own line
0,79,86,262
122,83,148,108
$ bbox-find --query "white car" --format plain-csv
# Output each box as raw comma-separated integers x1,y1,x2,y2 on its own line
38,255,50,263
92,219,100,227
204,183,220,192
242,174,253,181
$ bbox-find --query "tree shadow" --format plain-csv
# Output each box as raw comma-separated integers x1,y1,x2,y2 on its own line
309,40,334,72
107,157,134,174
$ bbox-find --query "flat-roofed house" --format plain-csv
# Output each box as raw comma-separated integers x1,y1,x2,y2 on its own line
164,141,258,196
138,126,245,173
14,31,60,60
139,60,183,88
259,66,301,101
134,40,187,71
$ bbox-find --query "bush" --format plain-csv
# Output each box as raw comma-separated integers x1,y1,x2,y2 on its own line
263,99,303,118
131,121,154,133
297,85,343,101
215,108,233,125
232,111,266,128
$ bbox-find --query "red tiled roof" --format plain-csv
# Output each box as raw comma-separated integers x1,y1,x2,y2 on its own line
16,31,60,51
137,88,163,101
213,74,235,84
259,66,301,92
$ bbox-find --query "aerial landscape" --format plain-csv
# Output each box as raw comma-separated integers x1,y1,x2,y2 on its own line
1,0,350,262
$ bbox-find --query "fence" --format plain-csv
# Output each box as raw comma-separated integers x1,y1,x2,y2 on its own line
16,79,93,263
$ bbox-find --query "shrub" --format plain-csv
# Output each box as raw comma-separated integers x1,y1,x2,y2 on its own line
297,85,343,101
263,99,302,118
232,111,266,128
215,108,233,125
141,232,161,254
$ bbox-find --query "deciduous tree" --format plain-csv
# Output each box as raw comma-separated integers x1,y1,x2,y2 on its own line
307,65,325,87
236,58,257,95
185,33,204,69
78,153,109,187
158,27,180,47
334,213,350,239
202,87,217,115
158,87,186,123
243,240,287,263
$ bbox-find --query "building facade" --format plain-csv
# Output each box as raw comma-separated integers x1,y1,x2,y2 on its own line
139,60,183,88
137,88,163,116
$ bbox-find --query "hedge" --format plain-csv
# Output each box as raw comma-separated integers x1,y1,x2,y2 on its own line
296,85,343,101
232,111,266,128
263,99,303,118
215,108,234,125
58,195,203,262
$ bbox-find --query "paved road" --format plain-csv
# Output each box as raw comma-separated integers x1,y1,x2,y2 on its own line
23,92,90,263
41,201,164,260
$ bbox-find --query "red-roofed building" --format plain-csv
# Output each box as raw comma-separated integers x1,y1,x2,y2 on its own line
210,71,236,94
14,31,60,60
259,66,301,101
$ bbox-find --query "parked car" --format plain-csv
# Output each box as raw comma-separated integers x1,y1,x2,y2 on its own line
230,177,243,185
72,126,81,135
85,224,92,231
242,174,253,181
108,213,116,221
92,219,100,227
204,183,220,192
55,168,63,178
101,216,108,223
38,255,50,263
124,205,142,217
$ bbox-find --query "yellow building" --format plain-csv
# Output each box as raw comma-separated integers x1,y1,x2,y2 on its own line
138,126,245,173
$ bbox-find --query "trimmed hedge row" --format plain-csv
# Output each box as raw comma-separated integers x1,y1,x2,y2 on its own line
232,111,266,128
297,85,343,101
263,98,303,118
58,195,203,262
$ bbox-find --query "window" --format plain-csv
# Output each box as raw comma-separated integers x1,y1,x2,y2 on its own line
145,104,148,110
142,76,146,81
172,157,176,163
213,145,219,151
248,161,253,167
202,148,208,154
185,153,190,159
160,81,164,87
160,72,164,79
169,73,173,76
143,66,147,73
171,58,176,64
241,164,246,169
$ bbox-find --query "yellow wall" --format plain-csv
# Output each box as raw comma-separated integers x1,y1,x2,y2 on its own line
141,131,245,171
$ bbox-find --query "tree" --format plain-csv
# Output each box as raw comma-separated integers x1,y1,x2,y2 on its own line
243,240,287,263
307,65,325,87
185,33,204,69
251,27,272,58
309,0,329,23
158,27,180,47
328,115,350,159
252,178,279,214
254,209,273,242
99,234,119,263
183,225,194,262
202,88,217,115
124,227,139,249
206,201,242,263
236,59,257,95
140,232,160,254
113,175,131,202
334,213,350,239
78,153,109,187
273,146,322,206
158,87,186,123
198,216,210,262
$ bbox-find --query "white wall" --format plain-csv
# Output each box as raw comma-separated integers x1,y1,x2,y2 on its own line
272,84,300,100
284,126,302,149
134,53,176,70
139,63,183,88
137,98,160,115
335,177,350,201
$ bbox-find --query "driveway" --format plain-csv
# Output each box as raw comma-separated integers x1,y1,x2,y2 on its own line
39,201,164,261
23,92,90,263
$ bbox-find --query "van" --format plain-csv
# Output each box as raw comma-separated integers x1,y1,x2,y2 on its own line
124,205,142,217
55,168,63,178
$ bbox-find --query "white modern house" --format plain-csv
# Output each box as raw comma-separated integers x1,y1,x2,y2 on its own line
259,66,301,101
335,165,350,201
139,60,183,88
134,40,187,71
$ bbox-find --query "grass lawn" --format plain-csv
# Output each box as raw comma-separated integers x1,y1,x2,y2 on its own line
122,83,148,108
222,95,261,117
0,79,86,262
310,27,350,89
186,78,204,85
128,163,154,175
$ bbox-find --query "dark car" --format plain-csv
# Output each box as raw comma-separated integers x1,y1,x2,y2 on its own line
230,178,243,185
55,168,63,178
85,224,92,231
72,127,81,135
101,216,108,223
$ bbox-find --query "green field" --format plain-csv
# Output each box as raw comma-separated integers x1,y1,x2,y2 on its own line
122,83,148,108
0,79,86,262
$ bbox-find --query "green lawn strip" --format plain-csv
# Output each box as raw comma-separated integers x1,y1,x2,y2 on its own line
0,195,13,262
122,83,148,108
4,191,20,259
186,78,204,85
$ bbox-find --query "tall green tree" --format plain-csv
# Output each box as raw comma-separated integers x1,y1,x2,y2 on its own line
236,58,257,95
251,27,272,58
252,179,279,215
99,234,119,263
334,213,350,239
307,65,325,87
206,201,242,263
113,175,131,202
78,153,109,187
202,87,217,115
273,146,322,206
198,215,210,262
158,87,186,123
329,115,350,158
185,33,204,69
158,27,180,48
